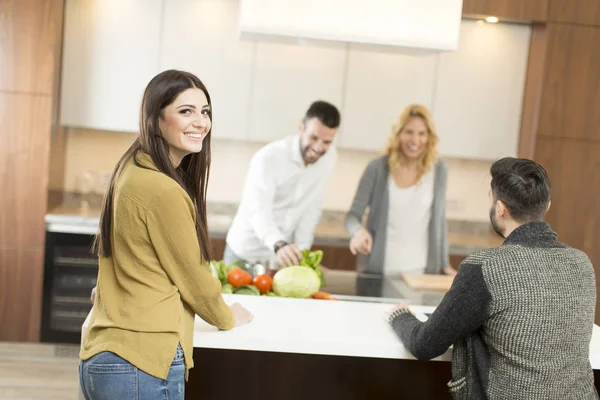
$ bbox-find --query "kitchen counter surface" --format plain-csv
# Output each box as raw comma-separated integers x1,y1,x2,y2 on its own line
80,293,600,369
46,191,503,255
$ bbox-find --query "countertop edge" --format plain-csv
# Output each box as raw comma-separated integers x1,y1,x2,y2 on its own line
79,296,600,369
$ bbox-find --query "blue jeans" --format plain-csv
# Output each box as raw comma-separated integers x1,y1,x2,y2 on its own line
79,344,185,400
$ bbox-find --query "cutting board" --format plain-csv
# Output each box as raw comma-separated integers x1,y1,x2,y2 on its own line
401,273,455,292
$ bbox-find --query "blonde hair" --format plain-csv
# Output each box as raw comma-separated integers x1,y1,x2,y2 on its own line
385,104,439,182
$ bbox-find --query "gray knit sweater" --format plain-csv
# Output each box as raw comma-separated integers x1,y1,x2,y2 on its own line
391,222,598,399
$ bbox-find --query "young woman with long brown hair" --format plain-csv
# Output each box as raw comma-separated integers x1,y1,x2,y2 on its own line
79,70,252,400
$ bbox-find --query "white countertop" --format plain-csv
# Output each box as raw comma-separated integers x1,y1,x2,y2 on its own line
194,294,449,361
83,294,600,368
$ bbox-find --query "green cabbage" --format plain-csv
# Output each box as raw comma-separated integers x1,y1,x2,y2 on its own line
272,266,321,298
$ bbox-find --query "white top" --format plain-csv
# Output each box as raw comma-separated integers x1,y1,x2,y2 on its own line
383,169,435,276
226,135,337,263
80,294,600,369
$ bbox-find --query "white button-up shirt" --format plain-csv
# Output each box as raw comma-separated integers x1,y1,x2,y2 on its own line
226,135,337,263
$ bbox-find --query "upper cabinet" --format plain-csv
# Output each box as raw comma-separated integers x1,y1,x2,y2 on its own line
432,20,531,160
59,0,532,160
160,0,255,140
339,20,531,159
339,45,437,151
59,0,162,132
246,40,347,142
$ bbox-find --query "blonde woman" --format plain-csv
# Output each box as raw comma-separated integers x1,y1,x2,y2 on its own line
345,104,454,276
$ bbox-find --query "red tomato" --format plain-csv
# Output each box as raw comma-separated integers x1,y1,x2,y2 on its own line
227,268,252,288
252,274,273,294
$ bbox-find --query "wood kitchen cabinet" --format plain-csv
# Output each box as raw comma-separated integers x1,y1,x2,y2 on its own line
0,0,64,94
548,0,600,26
212,235,467,272
462,0,549,22
316,248,468,272
312,243,357,271
210,237,227,261
0,0,64,342
449,254,467,271
59,0,162,132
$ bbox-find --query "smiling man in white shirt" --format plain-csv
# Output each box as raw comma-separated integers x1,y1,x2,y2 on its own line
225,100,341,267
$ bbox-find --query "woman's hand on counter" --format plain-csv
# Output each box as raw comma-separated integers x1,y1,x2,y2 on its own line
349,227,373,256
230,302,253,327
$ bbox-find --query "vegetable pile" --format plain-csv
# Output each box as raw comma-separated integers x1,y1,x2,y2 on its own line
210,250,336,300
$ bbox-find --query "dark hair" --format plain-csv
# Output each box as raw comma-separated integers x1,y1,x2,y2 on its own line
303,100,341,129
93,69,213,261
490,157,551,222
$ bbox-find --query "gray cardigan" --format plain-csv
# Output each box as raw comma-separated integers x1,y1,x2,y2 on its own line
344,155,449,275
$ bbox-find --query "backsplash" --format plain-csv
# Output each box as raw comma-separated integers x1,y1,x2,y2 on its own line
51,127,493,222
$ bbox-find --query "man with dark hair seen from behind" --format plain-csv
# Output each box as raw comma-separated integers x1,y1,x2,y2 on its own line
225,100,341,267
388,157,598,399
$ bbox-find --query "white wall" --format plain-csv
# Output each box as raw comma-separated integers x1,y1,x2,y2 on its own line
61,128,493,222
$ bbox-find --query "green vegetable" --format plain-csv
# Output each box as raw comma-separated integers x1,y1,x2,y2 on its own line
233,285,260,296
263,291,278,297
299,249,326,287
221,283,234,294
210,262,218,278
210,260,231,286
272,266,321,298
231,259,249,272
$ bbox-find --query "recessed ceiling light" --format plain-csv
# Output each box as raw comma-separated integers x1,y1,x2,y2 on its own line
485,16,499,23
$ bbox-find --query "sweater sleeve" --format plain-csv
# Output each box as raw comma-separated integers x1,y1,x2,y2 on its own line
345,161,377,236
146,187,235,331
390,263,491,360
437,161,450,269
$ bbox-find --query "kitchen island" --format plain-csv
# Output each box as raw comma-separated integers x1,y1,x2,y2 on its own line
80,269,600,400
80,294,455,399
185,295,452,399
